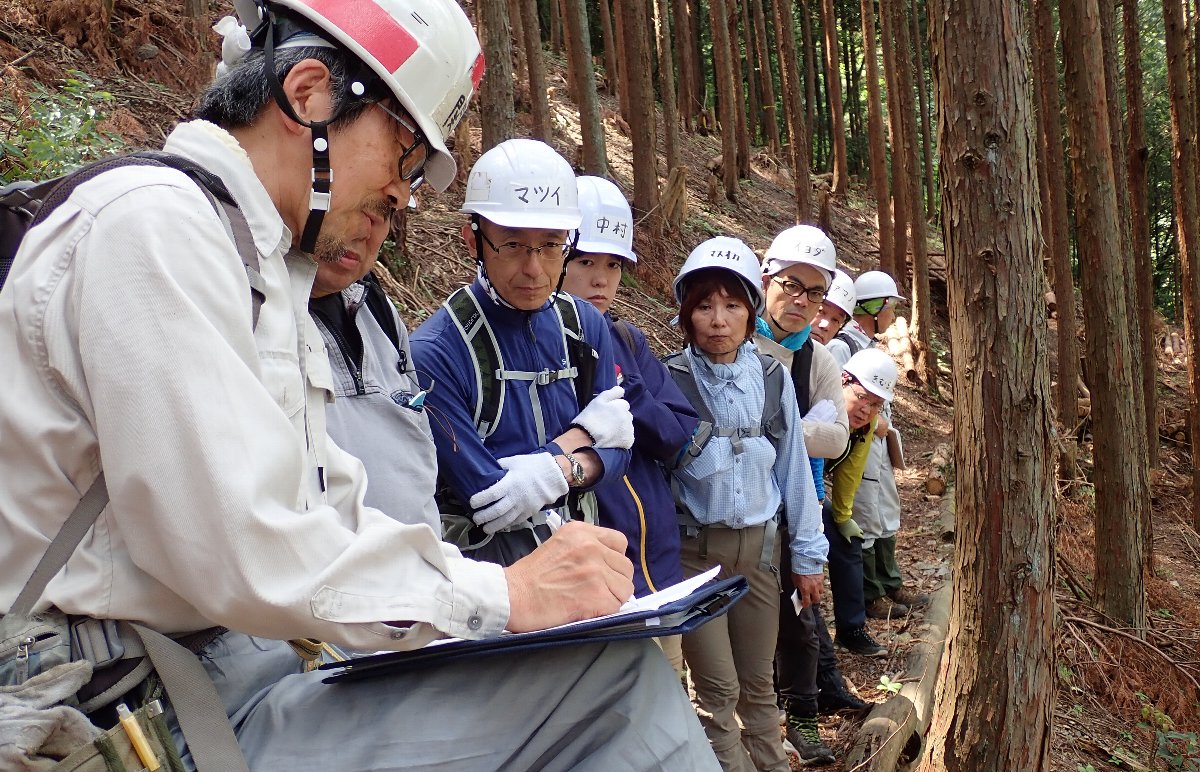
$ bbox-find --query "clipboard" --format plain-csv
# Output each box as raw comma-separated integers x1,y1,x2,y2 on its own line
319,574,748,683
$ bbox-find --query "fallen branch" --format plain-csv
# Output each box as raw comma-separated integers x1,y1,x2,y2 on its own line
1063,616,1200,695
844,583,953,771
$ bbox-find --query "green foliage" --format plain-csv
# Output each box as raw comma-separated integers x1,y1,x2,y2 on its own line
1155,730,1200,771
877,674,901,695
0,71,125,184
1077,765,1096,772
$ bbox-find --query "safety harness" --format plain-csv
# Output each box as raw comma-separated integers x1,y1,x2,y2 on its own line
663,350,790,572
437,287,600,549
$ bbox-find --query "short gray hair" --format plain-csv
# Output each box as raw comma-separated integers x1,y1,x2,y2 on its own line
193,44,385,129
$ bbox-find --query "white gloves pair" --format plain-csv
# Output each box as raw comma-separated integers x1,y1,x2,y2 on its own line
469,453,569,534
468,387,633,535
572,386,634,449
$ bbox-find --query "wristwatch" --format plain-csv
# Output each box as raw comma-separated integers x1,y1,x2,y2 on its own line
563,452,586,487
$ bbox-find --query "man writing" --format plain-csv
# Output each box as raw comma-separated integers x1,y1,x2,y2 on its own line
0,2,715,768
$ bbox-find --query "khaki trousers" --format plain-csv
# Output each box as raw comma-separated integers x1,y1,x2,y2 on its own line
680,524,790,772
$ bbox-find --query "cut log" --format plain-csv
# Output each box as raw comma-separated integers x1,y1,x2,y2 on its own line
842,583,953,770
1076,397,1091,419
1044,291,1056,315
938,488,955,542
929,443,951,472
888,316,918,383
924,469,947,496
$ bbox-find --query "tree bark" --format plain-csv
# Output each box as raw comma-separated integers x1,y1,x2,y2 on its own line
819,0,849,195
598,0,620,100
613,0,631,120
774,0,814,221
1163,0,1200,533
743,1,762,147
911,1,936,217
1061,0,1148,630
653,0,682,173
888,0,936,389
729,4,752,178
519,0,551,141
673,0,697,132
752,0,782,155
710,0,740,201
549,0,562,55
1099,0,1149,481
1031,0,1081,481
479,0,517,151
561,0,608,174
921,1,1056,768
801,0,819,168
1125,0,1156,472
861,0,894,272
620,0,660,220
879,0,908,284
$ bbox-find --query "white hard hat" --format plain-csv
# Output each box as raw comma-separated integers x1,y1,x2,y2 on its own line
854,270,905,302
673,236,765,314
575,176,636,262
823,269,857,316
461,139,582,230
236,0,484,193
761,225,836,284
843,348,897,402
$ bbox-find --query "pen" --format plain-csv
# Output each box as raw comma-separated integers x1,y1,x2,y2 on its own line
116,703,161,771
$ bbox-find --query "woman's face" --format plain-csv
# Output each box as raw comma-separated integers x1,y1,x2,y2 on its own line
843,379,886,429
689,287,751,363
562,252,624,314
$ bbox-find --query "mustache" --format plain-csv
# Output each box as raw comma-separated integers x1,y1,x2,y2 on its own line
314,199,395,263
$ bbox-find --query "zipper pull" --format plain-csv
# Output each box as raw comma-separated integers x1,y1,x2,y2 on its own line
16,635,33,660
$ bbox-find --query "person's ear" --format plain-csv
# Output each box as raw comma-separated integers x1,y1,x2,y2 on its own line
462,221,477,259
277,58,335,134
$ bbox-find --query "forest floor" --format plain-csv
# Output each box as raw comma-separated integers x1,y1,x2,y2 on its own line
2,1,1198,769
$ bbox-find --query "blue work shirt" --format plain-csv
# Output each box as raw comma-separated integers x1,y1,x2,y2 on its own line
412,280,630,511
595,315,699,595
672,343,828,574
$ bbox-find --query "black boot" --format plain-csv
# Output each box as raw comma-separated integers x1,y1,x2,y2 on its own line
816,672,870,715
784,713,836,767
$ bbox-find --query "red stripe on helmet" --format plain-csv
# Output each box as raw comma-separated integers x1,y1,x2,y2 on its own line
296,0,419,73
470,52,486,90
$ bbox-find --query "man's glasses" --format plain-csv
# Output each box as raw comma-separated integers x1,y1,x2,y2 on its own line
375,102,430,183
848,383,886,410
772,277,826,303
478,229,570,262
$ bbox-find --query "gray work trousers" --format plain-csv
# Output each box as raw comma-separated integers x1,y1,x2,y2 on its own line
173,631,719,771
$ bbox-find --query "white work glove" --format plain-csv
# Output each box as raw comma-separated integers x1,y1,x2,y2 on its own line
571,386,634,449
469,453,569,534
803,399,838,424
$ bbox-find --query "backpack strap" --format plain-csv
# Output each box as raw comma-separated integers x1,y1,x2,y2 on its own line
3,151,263,329
790,339,814,411
361,271,401,353
836,330,864,357
612,317,638,354
554,291,597,410
444,287,508,438
757,353,790,449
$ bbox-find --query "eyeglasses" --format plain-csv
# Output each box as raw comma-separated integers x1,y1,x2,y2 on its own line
478,229,570,262
856,297,891,316
848,383,885,410
375,102,430,183
772,277,826,303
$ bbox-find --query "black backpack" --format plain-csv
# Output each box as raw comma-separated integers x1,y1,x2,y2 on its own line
1,151,263,325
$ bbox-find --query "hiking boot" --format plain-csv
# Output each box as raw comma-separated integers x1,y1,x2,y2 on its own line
889,586,931,609
817,682,871,715
836,625,888,657
785,714,836,766
866,596,909,619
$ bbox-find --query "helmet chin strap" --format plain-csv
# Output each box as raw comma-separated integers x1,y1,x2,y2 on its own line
258,9,374,254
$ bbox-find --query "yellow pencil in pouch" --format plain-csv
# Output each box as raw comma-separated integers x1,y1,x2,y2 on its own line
116,702,161,771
